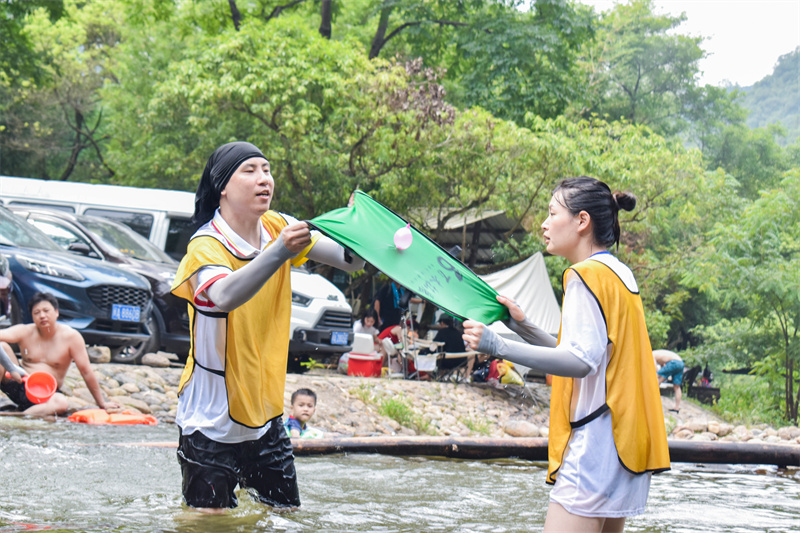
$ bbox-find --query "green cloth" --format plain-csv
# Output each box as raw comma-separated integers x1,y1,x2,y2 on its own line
310,191,508,324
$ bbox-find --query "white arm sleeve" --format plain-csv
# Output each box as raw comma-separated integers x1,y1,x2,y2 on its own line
505,317,558,348
475,275,608,379
304,235,365,272
476,327,591,378
204,233,295,312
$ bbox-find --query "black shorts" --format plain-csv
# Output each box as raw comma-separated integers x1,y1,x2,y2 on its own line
1,379,35,411
177,418,300,509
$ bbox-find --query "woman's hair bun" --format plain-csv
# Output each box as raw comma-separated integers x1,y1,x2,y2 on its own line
612,191,637,212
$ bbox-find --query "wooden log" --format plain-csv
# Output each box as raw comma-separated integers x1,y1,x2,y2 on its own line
291,436,550,461
668,439,800,467
96,437,800,467
290,436,800,467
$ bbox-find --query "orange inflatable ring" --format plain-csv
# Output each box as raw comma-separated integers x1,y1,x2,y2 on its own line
68,409,158,425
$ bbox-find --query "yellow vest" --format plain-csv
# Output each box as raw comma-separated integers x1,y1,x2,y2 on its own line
172,211,293,428
548,259,670,484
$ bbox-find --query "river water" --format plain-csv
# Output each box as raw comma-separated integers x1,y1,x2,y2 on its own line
0,417,797,532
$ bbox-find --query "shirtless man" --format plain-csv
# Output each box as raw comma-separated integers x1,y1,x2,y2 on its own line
653,349,685,412
0,292,118,416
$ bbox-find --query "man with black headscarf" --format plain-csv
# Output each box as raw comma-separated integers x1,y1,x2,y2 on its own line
171,141,364,510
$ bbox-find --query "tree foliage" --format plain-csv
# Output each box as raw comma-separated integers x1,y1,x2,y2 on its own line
0,0,116,180
104,13,455,218
570,0,704,137
685,171,800,421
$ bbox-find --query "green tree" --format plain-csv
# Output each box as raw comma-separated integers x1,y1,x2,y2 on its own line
570,0,705,137
356,0,593,125
702,123,791,200
0,0,119,181
103,13,454,217
685,171,800,422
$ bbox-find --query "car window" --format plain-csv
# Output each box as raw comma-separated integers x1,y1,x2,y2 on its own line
28,219,90,250
79,216,176,263
83,208,153,239
165,217,193,260
0,208,62,251
8,201,75,213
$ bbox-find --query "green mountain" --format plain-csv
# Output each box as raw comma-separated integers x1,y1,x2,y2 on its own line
739,47,800,146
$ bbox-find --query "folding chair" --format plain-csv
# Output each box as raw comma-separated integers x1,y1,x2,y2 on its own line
381,337,404,377
435,352,473,382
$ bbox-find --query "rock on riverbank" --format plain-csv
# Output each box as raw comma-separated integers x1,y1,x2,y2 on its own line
8,363,799,446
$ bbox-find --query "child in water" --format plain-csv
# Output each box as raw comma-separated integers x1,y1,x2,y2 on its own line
285,388,321,438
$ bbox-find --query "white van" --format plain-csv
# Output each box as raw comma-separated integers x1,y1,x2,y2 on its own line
0,176,196,260
0,176,355,364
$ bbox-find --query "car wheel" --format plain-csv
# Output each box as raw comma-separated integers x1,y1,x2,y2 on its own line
287,354,310,374
9,293,23,326
110,307,161,364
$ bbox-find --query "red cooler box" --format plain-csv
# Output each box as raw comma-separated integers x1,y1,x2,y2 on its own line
347,353,382,377
347,333,382,377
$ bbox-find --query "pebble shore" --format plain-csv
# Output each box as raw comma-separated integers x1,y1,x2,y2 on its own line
15,362,800,447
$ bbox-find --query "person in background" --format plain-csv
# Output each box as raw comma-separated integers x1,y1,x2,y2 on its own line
377,319,420,374
653,349,684,412
463,176,669,532
0,292,119,417
284,388,318,438
431,315,469,374
432,315,466,353
373,280,405,329
353,308,380,340
171,141,364,512
377,319,421,348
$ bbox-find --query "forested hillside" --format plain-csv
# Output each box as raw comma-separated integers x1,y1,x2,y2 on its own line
740,48,799,145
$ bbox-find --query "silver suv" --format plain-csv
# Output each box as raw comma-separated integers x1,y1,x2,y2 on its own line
288,267,353,372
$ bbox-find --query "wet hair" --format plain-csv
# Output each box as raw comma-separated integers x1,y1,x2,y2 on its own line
193,141,268,228
29,292,58,313
291,388,317,405
553,176,636,249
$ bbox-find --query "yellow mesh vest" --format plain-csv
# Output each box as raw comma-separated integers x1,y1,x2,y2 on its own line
547,259,670,484
172,211,292,428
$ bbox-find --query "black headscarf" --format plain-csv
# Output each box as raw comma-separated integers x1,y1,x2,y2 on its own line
193,141,268,228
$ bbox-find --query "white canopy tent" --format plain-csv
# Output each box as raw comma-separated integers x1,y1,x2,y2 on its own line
478,252,562,379
479,252,561,335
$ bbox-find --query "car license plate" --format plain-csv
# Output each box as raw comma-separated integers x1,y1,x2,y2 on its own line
330,331,349,346
111,304,141,322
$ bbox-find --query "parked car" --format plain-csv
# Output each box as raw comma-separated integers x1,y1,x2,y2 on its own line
288,267,354,373
10,207,190,362
1,175,194,260
0,205,154,362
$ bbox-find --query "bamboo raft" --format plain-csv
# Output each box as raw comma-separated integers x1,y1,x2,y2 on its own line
289,436,800,467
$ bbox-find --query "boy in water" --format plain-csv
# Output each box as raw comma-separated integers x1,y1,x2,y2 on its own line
285,388,318,438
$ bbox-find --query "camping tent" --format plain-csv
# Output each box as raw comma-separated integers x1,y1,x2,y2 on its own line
479,252,561,335
478,253,561,379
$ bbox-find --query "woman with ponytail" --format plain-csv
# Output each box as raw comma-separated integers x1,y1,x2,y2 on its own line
463,176,669,531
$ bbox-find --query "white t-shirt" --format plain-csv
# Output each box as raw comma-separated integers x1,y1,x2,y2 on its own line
549,252,651,517
353,320,379,337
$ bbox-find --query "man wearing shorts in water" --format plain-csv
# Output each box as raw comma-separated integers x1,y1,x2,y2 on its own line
172,142,364,511
0,292,118,416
